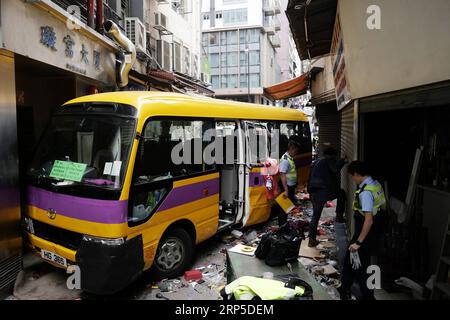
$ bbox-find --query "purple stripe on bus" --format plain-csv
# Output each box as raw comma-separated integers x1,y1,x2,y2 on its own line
156,178,220,212
249,172,264,187
27,186,128,224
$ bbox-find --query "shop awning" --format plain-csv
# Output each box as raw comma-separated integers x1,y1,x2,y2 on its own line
286,0,337,60
263,73,309,101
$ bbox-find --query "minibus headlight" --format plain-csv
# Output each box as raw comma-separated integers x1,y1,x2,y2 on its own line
82,235,126,246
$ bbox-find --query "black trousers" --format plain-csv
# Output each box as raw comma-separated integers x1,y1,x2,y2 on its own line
309,189,347,240
341,212,380,300
335,189,346,221
277,184,297,226
309,197,327,241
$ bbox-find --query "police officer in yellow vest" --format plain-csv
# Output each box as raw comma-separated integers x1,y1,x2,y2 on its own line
277,139,301,225
339,161,386,300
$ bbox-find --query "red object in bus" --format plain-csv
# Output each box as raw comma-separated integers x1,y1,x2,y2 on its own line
87,86,99,95
184,270,202,281
263,175,279,201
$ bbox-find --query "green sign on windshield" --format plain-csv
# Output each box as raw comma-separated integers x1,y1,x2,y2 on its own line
50,160,87,182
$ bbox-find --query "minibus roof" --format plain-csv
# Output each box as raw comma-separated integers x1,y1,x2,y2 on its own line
64,91,308,122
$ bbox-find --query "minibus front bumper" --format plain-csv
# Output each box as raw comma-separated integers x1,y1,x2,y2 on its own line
75,234,145,295
25,229,144,295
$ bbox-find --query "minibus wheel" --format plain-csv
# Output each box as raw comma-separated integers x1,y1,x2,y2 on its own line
151,228,194,279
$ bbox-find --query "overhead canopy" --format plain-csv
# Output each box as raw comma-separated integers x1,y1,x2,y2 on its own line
286,0,337,60
263,73,309,101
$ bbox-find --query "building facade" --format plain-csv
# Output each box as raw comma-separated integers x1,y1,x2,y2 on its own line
130,0,206,83
201,0,282,104
287,0,450,292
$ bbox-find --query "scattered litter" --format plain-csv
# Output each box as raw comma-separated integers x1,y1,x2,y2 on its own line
322,265,338,275
184,270,203,281
326,201,336,208
298,257,320,267
242,230,258,244
317,241,336,249
158,281,175,292
229,243,256,256
156,293,170,300
231,230,244,239
299,239,325,259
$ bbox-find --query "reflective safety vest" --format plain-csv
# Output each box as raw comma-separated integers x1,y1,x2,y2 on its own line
353,181,386,216
224,276,305,300
280,152,297,182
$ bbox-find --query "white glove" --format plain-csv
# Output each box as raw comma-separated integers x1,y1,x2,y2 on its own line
350,251,362,270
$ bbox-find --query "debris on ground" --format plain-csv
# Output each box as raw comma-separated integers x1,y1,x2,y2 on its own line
184,270,203,281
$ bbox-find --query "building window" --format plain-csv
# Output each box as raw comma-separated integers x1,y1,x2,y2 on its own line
209,33,218,46
184,46,190,74
223,8,248,25
157,40,171,71
227,74,237,88
211,75,220,89
202,33,208,47
203,13,210,20
220,52,227,67
209,53,219,68
227,52,238,67
250,73,260,87
227,31,238,45
249,50,260,65
240,73,248,88
239,28,259,44
239,51,248,66
193,54,199,77
221,75,228,88
173,42,182,72
216,12,222,19
220,32,227,46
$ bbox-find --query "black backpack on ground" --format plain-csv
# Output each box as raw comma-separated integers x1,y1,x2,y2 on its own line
255,224,304,266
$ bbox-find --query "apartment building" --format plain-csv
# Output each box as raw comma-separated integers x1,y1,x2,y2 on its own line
201,0,282,104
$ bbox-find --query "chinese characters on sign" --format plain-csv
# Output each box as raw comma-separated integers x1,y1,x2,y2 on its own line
93,50,100,70
331,13,351,111
39,26,101,72
81,44,89,64
63,35,75,58
40,26,57,51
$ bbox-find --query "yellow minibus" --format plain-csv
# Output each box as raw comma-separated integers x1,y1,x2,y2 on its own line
23,92,311,294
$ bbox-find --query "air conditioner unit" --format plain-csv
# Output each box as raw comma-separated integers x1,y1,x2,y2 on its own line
125,17,147,53
200,73,209,83
154,12,168,31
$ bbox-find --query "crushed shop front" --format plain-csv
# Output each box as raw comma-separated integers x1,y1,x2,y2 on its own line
357,80,450,291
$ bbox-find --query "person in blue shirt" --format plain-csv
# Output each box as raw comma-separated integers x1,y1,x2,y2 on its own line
339,161,386,300
276,139,301,225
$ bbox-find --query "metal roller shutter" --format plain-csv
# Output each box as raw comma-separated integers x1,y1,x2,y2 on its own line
340,102,357,225
316,102,341,155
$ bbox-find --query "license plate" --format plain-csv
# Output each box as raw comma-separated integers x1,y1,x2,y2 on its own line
41,249,67,267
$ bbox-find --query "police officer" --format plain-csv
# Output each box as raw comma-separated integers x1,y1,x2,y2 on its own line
277,139,301,225
339,161,386,300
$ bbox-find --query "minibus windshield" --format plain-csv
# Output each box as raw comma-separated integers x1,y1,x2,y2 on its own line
28,114,136,192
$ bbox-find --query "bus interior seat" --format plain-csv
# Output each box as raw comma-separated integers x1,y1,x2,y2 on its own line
93,149,114,174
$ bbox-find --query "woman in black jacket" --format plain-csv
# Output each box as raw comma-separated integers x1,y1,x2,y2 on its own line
307,147,347,247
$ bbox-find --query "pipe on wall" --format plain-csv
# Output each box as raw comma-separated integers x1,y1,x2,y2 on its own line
104,20,136,88
87,0,95,29
96,0,103,33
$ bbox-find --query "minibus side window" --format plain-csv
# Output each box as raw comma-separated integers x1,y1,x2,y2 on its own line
129,119,217,224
